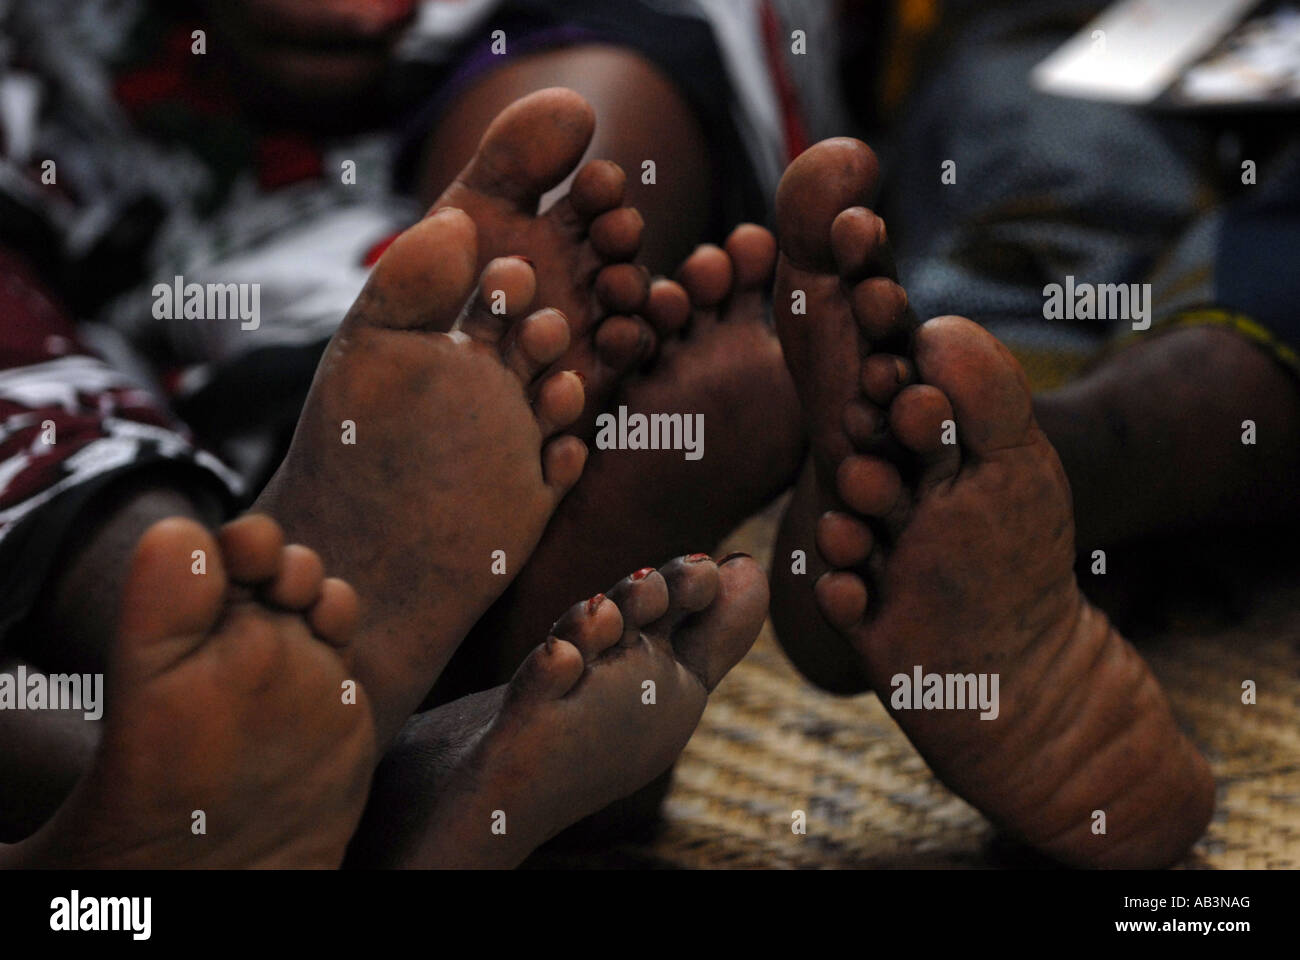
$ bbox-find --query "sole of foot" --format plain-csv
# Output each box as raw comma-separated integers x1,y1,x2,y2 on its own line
352,553,768,868
441,223,802,699
12,515,376,868
773,138,1214,868
431,86,659,429
254,207,588,744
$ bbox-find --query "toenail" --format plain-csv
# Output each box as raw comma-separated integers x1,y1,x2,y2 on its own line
543,635,557,653
894,358,908,384
686,553,712,563
567,369,586,386
718,552,752,566
509,255,534,266
629,567,655,581
586,593,606,615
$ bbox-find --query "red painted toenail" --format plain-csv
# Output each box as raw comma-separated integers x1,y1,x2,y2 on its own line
718,552,752,566
586,593,606,614
629,567,655,581
686,553,712,563
509,255,535,267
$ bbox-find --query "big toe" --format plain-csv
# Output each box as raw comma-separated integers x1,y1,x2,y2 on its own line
670,555,768,690
351,208,478,332
775,138,880,272
912,315,1035,456
459,87,596,212
118,517,227,657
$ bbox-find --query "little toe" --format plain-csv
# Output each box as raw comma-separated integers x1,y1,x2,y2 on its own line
533,369,585,437
814,571,869,630
307,577,361,647
669,554,768,690
541,434,588,493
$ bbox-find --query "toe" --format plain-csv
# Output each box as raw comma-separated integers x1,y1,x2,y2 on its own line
351,209,478,332
861,353,914,406
548,592,626,660
594,315,655,371
457,88,595,213
724,223,777,290
458,256,536,344
836,455,904,520
541,434,588,493
669,554,767,690
563,158,628,223
218,513,285,584
605,566,672,637
814,571,869,630
503,307,570,383
912,315,1036,456
308,577,361,647
890,384,961,487
595,262,651,315
843,398,886,449
850,277,910,343
816,511,875,568
267,543,326,610
644,554,720,640
588,207,643,261
506,638,586,703
118,517,226,659
644,278,690,337
775,138,880,272
830,207,897,282
676,244,732,311
533,369,585,436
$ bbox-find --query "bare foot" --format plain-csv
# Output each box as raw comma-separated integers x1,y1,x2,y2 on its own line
440,224,802,697
5,515,376,868
348,553,768,868
773,139,1214,867
431,86,657,426
770,138,914,693
254,208,588,743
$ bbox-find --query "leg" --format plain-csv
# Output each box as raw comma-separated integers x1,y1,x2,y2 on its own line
1036,325,1300,549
